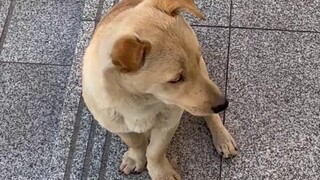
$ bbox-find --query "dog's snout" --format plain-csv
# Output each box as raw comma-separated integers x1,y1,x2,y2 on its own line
211,99,229,113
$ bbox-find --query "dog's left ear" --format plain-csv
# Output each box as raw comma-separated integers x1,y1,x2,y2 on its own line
111,35,151,73
151,0,205,20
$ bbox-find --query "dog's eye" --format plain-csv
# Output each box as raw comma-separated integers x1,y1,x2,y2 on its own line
169,74,184,83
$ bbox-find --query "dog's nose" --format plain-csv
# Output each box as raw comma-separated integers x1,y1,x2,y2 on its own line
211,99,229,113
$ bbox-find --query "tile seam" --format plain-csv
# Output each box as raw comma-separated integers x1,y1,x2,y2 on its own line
98,132,112,180
0,61,72,67
0,0,16,54
81,117,97,180
220,0,233,179
63,97,85,180
231,26,320,34
80,0,107,179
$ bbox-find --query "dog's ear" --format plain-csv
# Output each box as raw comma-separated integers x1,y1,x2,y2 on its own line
111,35,151,73
151,0,205,20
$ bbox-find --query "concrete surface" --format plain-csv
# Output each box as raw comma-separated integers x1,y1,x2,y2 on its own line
1,0,319,179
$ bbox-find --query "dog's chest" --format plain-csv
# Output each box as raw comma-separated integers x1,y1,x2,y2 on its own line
120,104,165,133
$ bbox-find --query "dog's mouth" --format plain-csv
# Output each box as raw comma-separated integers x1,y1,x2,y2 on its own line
182,102,228,116
178,106,213,116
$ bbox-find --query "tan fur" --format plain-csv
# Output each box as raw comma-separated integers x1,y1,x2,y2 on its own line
82,0,237,179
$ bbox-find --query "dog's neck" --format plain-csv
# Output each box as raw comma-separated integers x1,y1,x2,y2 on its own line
103,67,161,107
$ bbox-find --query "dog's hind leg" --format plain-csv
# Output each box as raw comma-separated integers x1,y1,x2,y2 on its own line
117,132,148,174
204,114,238,158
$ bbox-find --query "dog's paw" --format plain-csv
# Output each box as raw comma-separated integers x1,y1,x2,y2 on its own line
120,149,146,174
148,158,181,180
212,127,238,158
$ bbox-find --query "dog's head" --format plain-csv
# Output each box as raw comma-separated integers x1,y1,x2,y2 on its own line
108,0,227,116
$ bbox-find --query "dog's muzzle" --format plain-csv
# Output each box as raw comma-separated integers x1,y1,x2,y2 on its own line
211,99,229,113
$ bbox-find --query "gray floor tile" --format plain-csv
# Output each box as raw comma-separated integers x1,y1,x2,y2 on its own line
185,0,230,26
0,0,84,64
83,0,99,20
193,27,229,87
52,21,95,179
69,107,92,180
0,63,69,180
101,0,117,19
232,0,320,31
0,0,10,35
88,123,106,180
168,113,221,180
103,27,229,180
222,29,320,179
98,0,230,27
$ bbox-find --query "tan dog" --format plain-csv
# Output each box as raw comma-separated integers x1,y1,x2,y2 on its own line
82,0,237,179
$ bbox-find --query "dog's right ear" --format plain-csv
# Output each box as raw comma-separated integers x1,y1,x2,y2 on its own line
150,0,205,20
111,35,151,73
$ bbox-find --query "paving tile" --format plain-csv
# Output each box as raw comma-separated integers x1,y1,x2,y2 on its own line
222,29,320,179
185,0,230,26
0,0,84,64
52,21,95,179
99,0,230,27
101,0,117,19
83,0,99,20
88,122,107,180
193,27,229,87
0,0,10,35
232,0,320,31
0,63,69,180
69,107,92,180
103,27,229,180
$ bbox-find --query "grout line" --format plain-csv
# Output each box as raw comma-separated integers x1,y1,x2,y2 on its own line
64,0,105,178
231,26,320,34
0,0,16,54
220,1,233,180
92,2,114,179
98,132,112,180
191,24,229,29
63,98,85,180
190,25,320,34
95,0,105,22
82,19,100,22
224,2,233,118
0,61,72,67
81,116,97,180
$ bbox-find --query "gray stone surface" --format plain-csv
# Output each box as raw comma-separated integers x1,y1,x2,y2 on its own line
0,63,69,179
185,0,230,26
83,0,99,20
232,0,320,31
0,0,10,35
0,0,84,64
101,0,117,19
88,122,107,180
103,27,229,180
222,29,320,179
69,107,92,180
52,21,95,180
99,0,230,27
2,0,320,179
193,27,229,87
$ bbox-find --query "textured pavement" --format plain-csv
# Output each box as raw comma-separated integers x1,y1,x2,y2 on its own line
1,0,319,180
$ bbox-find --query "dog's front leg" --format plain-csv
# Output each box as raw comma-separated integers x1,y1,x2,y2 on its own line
146,109,182,180
117,132,148,174
204,114,238,158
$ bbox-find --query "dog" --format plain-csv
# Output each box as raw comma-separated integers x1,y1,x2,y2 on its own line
82,0,237,179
